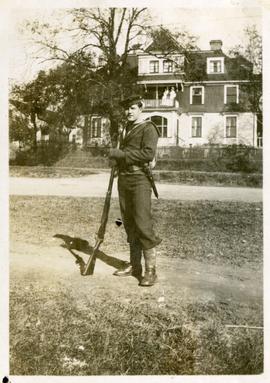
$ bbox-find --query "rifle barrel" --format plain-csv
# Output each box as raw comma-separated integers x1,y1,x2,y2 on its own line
83,133,121,276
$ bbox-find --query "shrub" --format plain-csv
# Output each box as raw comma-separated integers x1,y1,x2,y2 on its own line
156,145,262,174
9,142,70,167
156,158,262,173
222,144,261,173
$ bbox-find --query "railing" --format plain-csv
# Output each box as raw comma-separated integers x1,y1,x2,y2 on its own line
144,99,177,108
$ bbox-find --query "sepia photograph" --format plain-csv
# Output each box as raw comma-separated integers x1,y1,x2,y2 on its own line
1,0,269,381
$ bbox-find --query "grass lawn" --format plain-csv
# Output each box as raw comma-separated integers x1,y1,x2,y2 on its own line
9,165,262,187
9,166,99,178
9,196,263,375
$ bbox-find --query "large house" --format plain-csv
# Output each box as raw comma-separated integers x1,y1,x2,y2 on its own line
69,39,262,149
136,39,262,148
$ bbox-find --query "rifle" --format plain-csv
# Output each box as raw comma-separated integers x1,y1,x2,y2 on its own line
83,133,121,276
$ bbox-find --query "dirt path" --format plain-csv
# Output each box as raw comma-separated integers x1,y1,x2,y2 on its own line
10,174,262,201
10,239,263,308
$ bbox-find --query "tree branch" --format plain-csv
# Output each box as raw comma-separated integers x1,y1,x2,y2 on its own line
114,8,126,46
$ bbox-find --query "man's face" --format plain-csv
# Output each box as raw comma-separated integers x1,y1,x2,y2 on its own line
125,104,142,122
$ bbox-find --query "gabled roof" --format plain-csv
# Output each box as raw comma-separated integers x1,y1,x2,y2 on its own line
184,50,253,81
133,40,254,82
145,41,181,54
145,30,184,54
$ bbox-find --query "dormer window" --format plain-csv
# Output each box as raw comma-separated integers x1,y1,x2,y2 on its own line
174,55,184,70
149,60,159,73
163,60,173,73
207,57,224,74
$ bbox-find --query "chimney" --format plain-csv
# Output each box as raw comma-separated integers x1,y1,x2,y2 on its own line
210,40,223,51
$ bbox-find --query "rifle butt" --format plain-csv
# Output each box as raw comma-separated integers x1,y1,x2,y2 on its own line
83,238,102,276
83,252,97,276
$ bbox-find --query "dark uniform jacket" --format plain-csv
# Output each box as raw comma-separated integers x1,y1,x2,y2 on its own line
117,119,162,249
118,120,160,172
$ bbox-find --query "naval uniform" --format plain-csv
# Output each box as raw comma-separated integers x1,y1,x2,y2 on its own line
117,120,162,250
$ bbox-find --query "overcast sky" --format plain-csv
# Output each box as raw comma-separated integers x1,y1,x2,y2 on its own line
8,4,262,84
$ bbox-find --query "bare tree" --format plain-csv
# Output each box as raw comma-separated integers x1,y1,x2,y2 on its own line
229,25,262,113
22,8,149,75
19,8,150,139
69,8,149,75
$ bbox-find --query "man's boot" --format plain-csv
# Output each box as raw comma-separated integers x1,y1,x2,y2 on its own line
113,239,142,279
140,247,157,287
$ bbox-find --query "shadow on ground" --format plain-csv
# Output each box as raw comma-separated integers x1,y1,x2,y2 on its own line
53,234,128,275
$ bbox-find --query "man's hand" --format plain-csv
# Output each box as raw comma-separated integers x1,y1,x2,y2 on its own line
108,158,117,167
109,148,125,160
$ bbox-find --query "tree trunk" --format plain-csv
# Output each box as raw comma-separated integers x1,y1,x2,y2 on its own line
83,115,90,149
109,115,120,146
31,112,38,151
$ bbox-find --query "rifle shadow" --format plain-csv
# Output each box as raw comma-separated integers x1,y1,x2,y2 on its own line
53,234,128,275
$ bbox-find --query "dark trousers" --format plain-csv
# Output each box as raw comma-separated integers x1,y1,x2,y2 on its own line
118,172,161,250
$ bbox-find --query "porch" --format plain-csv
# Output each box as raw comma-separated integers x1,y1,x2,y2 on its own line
141,83,182,111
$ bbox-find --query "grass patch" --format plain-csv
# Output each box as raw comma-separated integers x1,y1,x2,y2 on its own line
9,196,263,267
9,196,263,375
10,278,263,375
9,165,262,187
9,166,98,178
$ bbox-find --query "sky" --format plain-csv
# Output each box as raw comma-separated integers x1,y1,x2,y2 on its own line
8,3,263,84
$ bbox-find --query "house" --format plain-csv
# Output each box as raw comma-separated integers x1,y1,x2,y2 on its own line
69,115,111,146
33,39,261,150
136,39,262,148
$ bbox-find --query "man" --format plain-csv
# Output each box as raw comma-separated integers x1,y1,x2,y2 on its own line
109,95,162,287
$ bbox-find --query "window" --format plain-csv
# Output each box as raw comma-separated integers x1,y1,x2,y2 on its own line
190,86,204,105
163,60,173,73
224,85,239,104
211,60,221,73
149,60,159,73
191,116,202,137
225,116,237,138
174,55,184,71
150,115,168,138
91,117,101,138
207,57,224,74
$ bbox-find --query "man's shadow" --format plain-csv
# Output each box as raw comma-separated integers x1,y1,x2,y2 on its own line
54,234,128,276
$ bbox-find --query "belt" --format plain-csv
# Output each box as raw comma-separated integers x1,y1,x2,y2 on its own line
119,165,144,174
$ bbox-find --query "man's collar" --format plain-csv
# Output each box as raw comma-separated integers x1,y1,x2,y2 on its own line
128,117,146,127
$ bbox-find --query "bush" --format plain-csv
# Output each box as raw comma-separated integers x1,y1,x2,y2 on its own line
222,144,262,173
155,170,262,188
85,146,110,157
156,145,262,174
156,158,262,173
9,142,70,167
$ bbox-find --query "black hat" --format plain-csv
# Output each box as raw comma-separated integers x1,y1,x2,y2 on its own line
120,95,143,109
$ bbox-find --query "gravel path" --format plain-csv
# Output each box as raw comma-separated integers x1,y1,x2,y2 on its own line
9,174,262,202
